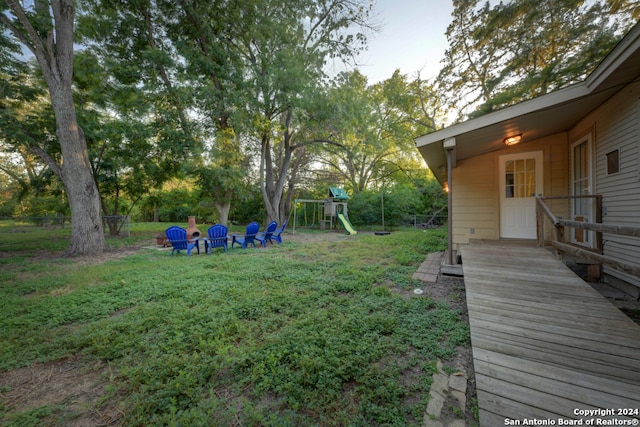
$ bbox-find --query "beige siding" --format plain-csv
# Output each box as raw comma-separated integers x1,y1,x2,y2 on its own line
451,134,569,249
571,81,640,286
451,153,498,247
546,136,571,237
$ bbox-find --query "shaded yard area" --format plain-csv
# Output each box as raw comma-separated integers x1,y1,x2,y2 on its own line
0,224,472,426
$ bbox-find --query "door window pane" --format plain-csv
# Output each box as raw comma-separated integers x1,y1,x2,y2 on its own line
572,140,591,244
505,158,536,198
505,160,514,198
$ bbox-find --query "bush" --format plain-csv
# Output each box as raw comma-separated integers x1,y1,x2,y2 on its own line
138,188,199,222
348,186,424,228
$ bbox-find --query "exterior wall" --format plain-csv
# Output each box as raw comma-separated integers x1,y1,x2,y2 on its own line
451,134,569,250
451,152,499,246
570,80,640,288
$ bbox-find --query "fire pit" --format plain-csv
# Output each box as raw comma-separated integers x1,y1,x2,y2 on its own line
186,216,201,240
156,232,169,247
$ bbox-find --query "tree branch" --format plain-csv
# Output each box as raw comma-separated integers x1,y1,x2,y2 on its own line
28,143,62,177
0,164,28,187
291,138,345,151
0,11,35,53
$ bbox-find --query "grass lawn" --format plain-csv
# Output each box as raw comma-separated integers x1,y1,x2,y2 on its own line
0,221,470,426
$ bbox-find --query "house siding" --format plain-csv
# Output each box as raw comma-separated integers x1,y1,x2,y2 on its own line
547,135,571,226
452,153,499,246
451,134,569,249
570,80,640,287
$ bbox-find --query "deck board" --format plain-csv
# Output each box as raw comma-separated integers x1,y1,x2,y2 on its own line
461,242,640,426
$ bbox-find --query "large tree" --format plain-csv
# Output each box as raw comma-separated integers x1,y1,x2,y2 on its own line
1,0,104,255
82,0,377,225
73,50,198,233
195,129,250,226
225,0,376,223
438,0,635,120
77,1,204,229
437,0,500,120
0,55,54,210
309,70,436,192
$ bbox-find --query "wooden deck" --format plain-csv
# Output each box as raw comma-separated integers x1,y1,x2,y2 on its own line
461,240,640,426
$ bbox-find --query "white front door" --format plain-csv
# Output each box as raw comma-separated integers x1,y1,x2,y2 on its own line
500,151,543,239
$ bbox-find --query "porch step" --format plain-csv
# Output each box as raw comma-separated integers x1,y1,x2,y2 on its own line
441,249,463,276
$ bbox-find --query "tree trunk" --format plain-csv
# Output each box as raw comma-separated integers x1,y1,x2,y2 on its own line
282,146,306,224
4,0,106,255
50,86,105,255
260,111,295,224
213,200,231,226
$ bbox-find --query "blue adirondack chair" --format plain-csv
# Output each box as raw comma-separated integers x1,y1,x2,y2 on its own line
165,226,197,256
272,220,287,244
256,221,277,247
204,224,228,254
231,222,260,249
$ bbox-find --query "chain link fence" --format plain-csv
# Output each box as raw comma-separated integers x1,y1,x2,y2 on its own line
401,213,448,229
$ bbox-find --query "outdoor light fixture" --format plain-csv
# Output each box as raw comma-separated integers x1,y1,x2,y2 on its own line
504,134,522,146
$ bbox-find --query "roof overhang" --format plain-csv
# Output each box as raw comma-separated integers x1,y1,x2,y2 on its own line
416,21,640,185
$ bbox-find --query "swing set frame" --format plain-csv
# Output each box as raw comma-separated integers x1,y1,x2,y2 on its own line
292,199,348,234
292,199,326,234
292,189,351,234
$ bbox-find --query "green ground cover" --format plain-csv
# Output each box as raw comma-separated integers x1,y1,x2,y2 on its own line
0,222,469,426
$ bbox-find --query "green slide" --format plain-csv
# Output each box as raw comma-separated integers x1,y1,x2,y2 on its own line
337,213,357,235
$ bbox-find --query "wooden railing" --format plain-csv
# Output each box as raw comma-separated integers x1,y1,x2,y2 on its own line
536,196,640,278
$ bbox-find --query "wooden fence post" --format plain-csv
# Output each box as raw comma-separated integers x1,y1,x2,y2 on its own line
595,195,603,253
536,198,544,247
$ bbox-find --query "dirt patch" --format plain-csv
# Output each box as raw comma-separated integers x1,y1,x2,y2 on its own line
0,357,122,426
622,306,640,325
422,273,478,426
586,282,640,326
52,246,145,267
283,229,360,244
429,274,469,320
5,244,146,268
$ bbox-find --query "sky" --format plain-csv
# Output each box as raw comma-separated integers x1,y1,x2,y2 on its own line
354,0,454,84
